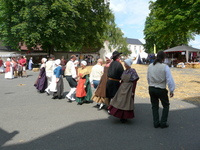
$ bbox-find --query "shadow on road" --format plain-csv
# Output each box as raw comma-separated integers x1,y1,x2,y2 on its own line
1,101,200,150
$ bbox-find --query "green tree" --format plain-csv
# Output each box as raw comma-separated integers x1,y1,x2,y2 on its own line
104,12,130,56
0,0,111,54
144,0,197,53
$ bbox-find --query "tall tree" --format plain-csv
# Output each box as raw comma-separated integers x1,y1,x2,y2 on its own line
0,0,111,53
144,0,197,53
104,12,130,56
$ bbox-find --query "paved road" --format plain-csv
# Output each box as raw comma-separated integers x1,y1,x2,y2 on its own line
0,71,199,150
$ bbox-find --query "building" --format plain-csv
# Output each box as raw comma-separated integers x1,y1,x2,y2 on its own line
126,38,147,64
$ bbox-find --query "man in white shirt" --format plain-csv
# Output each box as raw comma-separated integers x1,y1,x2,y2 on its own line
45,55,55,95
147,51,175,128
90,59,103,89
65,55,77,102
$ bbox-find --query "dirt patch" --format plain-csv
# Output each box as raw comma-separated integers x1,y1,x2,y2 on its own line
81,64,200,102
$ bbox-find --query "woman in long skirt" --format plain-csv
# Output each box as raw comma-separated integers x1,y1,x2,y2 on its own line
4,58,14,79
35,58,47,93
108,59,139,123
76,61,92,105
91,53,112,109
50,59,64,99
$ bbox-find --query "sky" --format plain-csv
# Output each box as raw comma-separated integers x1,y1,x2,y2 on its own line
109,0,200,49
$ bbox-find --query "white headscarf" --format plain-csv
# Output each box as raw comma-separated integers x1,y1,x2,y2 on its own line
7,58,11,61
124,59,133,67
55,59,61,66
42,58,47,63
81,60,87,66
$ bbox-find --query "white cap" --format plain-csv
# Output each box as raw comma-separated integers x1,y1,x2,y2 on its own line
81,60,87,66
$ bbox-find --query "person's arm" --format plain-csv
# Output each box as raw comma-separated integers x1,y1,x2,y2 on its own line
165,65,175,97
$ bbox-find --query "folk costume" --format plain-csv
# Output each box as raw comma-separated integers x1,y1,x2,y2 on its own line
108,59,139,122
106,51,124,103
65,55,77,102
76,61,92,105
91,53,112,107
4,58,14,79
51,59,64,99
35,58,47,93
147,51,175,128
0,58,4,73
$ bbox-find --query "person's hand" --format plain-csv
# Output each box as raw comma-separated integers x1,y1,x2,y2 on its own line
38,76,41,79
170,92,174,98
56,78,59,82
84,85,86,88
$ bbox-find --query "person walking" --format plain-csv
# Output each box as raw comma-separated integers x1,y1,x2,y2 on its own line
0,57,4,73
4,58,14,79
50,59,64,99
106,51,124,105
90,58,103,89
45,55,55,95
147,50,175,128
108,59,139,123
28,57,34,70
64,55,77,102
76,60,92,105
18,56,28,77
91,53,112,110
34,58,47,93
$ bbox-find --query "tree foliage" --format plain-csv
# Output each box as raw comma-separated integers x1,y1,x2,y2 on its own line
144,0,200,53
0,0,111,53
0,0,129,55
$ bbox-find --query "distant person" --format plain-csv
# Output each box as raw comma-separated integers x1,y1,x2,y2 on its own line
91,53,112,110
90,58,103,89
34,58,47,93
106,51,124,104
51,59,64,99
18,56,28,77
4,58,14,79
60,56,67,76
65,55,77,102
108,59,139,123
147,51,175,128
45,55,55,95
76,61,92,105
0,57,5,73
28,57,34,70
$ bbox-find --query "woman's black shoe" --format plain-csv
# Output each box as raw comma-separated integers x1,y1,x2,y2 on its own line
120,119,128,123
52,96,58,99
77,102,83,105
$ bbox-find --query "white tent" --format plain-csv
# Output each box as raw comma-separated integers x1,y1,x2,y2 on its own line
0,51,21,58
164,45,200,62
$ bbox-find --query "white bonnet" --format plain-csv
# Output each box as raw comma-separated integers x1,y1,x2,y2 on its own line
55,59,61,65
124,59,133,67
42,58,47,63
105,53,112,59
81,60,87,66
7,58,11,61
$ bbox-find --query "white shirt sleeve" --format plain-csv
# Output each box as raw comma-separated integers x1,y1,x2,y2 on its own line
165,65,175,92
71,62,77,78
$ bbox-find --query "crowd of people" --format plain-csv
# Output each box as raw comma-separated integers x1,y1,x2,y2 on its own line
1,50,175,127
0,56,29,79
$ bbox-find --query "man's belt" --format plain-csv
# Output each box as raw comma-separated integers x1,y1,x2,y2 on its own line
108,78,120,82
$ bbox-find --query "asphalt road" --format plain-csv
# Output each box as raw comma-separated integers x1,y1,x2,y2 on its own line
0,70,200,150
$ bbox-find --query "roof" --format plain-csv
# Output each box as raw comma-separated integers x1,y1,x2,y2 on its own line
0,41,13,51
164,45,200,52
126,38,143,45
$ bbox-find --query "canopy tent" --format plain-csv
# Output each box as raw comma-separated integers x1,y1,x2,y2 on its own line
0,51,21,58
164,45,200,62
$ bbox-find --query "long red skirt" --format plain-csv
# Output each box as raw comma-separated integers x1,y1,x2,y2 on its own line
108,105,134,119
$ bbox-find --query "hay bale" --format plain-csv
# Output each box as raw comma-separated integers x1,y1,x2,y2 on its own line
33,68,40,72
193,64,200,69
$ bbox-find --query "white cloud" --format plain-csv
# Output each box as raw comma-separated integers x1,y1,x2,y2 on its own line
110,0,150,25
189,35,200,49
